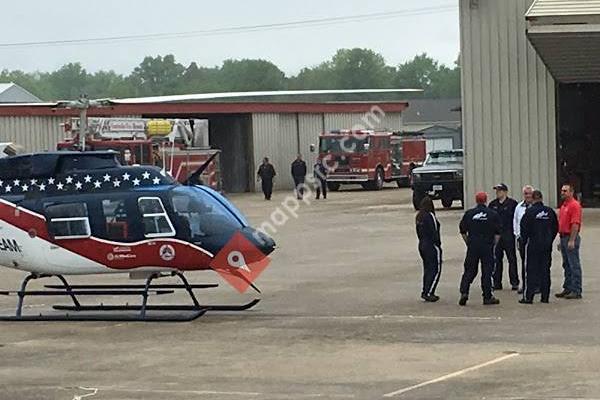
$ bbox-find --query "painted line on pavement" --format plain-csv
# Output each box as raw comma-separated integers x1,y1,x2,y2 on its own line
383,352,520,397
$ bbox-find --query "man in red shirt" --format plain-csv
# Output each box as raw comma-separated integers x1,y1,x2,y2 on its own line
556,184,583,299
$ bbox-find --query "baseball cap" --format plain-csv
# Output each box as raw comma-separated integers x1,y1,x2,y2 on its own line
493,183,509,191
475,192,488,204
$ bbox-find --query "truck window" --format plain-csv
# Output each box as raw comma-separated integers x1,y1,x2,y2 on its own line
320,137,368,153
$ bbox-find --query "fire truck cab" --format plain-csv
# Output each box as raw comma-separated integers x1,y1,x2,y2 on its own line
316,130,426,191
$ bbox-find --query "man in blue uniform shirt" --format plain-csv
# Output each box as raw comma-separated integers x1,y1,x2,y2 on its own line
459,192,502,306
488,183,519,290
519,190,558,304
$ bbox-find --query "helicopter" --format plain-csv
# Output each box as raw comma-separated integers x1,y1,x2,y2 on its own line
0,150,275,321
0,88,420,321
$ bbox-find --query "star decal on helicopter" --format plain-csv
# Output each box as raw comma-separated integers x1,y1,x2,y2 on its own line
0,168,169,195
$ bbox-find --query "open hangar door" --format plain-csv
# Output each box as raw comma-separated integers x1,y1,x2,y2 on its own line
208,115,253,193
141,113,253,193
557,85,600,206
526,1,600,205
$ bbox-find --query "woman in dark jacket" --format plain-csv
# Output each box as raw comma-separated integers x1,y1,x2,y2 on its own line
415,196,442,302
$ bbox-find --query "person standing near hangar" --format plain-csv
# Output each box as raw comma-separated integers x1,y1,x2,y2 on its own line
458,192,502,306
415,197,442,303
519,190,558,304
488,183,519,291
556,184,584,300
291,154,307,200
514,185,534,294
257,157,276,200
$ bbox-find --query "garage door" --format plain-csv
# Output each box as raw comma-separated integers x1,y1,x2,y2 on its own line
426,138,453,154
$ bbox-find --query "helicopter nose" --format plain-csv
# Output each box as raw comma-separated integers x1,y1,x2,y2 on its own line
240,227,276,257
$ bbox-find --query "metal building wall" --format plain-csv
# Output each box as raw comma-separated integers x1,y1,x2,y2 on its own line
460,0,557,206
252,113,298,190
252,112,403,191
324,112,402,132
0,116,65,151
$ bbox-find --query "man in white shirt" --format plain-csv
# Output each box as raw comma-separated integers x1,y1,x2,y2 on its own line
513,185,534,294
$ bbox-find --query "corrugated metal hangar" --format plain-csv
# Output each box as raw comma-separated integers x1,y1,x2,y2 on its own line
460,0,600,206
0,101,406,193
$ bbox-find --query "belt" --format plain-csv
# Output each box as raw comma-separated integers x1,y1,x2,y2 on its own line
559,233,571,238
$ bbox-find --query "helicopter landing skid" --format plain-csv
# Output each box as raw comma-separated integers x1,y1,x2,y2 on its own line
0,272,259,322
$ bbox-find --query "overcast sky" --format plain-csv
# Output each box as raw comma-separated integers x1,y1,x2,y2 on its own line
0,0,459,75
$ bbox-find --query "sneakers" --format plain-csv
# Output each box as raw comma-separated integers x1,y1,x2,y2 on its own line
555,289,571,298
518,298,533,304
511,285,519,291
483,297,500,305
564,292,582,300
458,294,468,306
421,294,440,303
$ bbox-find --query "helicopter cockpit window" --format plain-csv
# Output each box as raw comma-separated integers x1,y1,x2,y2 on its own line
137,197,175,238
45,202,91,240
170,186,243,240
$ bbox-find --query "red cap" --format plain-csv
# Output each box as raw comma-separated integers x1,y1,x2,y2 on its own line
475,192,488,204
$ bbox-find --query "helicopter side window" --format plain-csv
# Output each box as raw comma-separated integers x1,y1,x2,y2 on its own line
137,197,175,238
102,199,130,241
45,203,91,240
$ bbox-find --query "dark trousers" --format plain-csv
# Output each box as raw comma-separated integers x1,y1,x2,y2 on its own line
293,176,305,199
419,242,442,297
261,179,273,200
316,178,327,199
460,241,494,299
493,234,519,287
524,243,552,302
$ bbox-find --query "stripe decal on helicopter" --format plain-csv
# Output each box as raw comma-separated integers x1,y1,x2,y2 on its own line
0,198,215,272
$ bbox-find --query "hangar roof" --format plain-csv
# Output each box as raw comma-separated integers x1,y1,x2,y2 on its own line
527,0,600,18
527,0,600,82
0,101,409,117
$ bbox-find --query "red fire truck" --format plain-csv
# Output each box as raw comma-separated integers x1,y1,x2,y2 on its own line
316,130,426,191
57,118,222,190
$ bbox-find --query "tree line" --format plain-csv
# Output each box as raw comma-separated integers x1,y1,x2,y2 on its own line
0,48,460,101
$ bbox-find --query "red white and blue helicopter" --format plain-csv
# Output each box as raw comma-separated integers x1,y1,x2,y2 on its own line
0,88,418,321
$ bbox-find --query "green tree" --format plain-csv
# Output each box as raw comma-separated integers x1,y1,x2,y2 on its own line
329,48,394,89
218,59,286,92
395,53,461,98
182,62,222,93
45,63,89,99
129,54,186,96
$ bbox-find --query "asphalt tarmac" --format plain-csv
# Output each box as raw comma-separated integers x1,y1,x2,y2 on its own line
0,186,598,399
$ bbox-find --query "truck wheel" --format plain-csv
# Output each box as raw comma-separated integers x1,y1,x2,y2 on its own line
412,191,424,210
441,196,453,209
327,182,340,192
373,167,384,191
